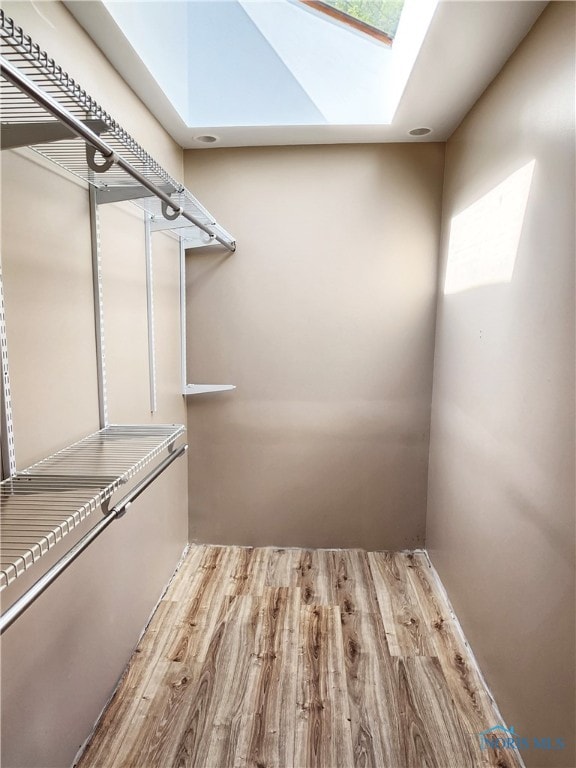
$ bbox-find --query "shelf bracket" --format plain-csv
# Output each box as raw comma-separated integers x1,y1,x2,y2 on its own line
94,184,177,206
184,384,236,395
178,241,235,397
0,119,108,151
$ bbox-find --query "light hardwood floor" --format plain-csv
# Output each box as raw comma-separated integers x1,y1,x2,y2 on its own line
77,545,523,768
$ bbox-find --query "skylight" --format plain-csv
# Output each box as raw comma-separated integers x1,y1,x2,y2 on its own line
67,0,548,146
302,0,405,42
90,0,437,132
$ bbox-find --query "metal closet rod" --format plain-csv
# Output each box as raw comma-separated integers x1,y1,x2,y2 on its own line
0,443,188,636
0,56,235,253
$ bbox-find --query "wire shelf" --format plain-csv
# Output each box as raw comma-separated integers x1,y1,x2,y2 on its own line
0,424,185,590
139,190,235,247
0,10,235,250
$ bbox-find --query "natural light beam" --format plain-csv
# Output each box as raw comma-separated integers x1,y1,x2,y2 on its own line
444,160,536,295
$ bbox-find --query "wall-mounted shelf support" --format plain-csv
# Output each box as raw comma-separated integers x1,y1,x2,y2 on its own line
0,118,108,150
0,424,186,594
144,216,157,413
184,384,236,395
95,184,176,206
0,261,16,479
88,186,108,429
1,52,235,250
1,10,237,409
177,239,236,397
0,428,187,634
0,14,236,252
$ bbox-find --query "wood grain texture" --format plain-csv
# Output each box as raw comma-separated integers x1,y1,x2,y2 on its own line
264,548,299,589
396,655,475,767
294,603,354,768
404,552,522,768
325,550,402,767
77,546,523,768
368,551,435,656
235,586,300,768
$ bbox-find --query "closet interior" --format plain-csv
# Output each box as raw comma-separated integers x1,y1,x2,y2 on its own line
0,3,574,768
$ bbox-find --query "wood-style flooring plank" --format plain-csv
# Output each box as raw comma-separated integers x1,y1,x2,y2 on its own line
234,585,301,768
168,546,246,665
367,551,435,656
324,550,403,767
105,547,243,766
404,552,524,768
327,549,382,615
79,546,208,766
171,595,259,768
77,598,179,768
226,547,271,598
396,655,476,768
167,544,209,604
265,547,300,589
294,604,354,768
295,549,334,606
78,545,523,768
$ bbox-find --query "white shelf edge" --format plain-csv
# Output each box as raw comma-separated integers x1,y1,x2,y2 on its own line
184,384,236,395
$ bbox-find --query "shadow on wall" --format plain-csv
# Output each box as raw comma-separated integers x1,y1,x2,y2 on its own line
187,397,429,550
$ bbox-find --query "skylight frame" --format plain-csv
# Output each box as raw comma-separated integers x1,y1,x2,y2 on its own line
298,0,394,45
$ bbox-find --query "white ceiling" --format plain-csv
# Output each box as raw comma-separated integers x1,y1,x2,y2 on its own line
65,0,548,148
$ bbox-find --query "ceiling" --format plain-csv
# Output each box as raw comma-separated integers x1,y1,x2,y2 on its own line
65,0,548,148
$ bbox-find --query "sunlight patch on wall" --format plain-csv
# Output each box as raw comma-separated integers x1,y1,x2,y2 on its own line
444,160,535,295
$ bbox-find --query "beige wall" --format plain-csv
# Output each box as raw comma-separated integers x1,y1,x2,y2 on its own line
0,3,188,766
2,2,574,766
426,4,575,767
183,143,445,549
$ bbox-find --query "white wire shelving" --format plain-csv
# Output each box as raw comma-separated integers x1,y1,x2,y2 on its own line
0,10,235,251
0,10,237,401
0,424,186,592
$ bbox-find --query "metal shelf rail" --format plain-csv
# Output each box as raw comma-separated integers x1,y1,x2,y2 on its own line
0,424,187,634
0,10,235,251
0,11,236,404
0,424,186,595
1,442,188,636
0,16,206,634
